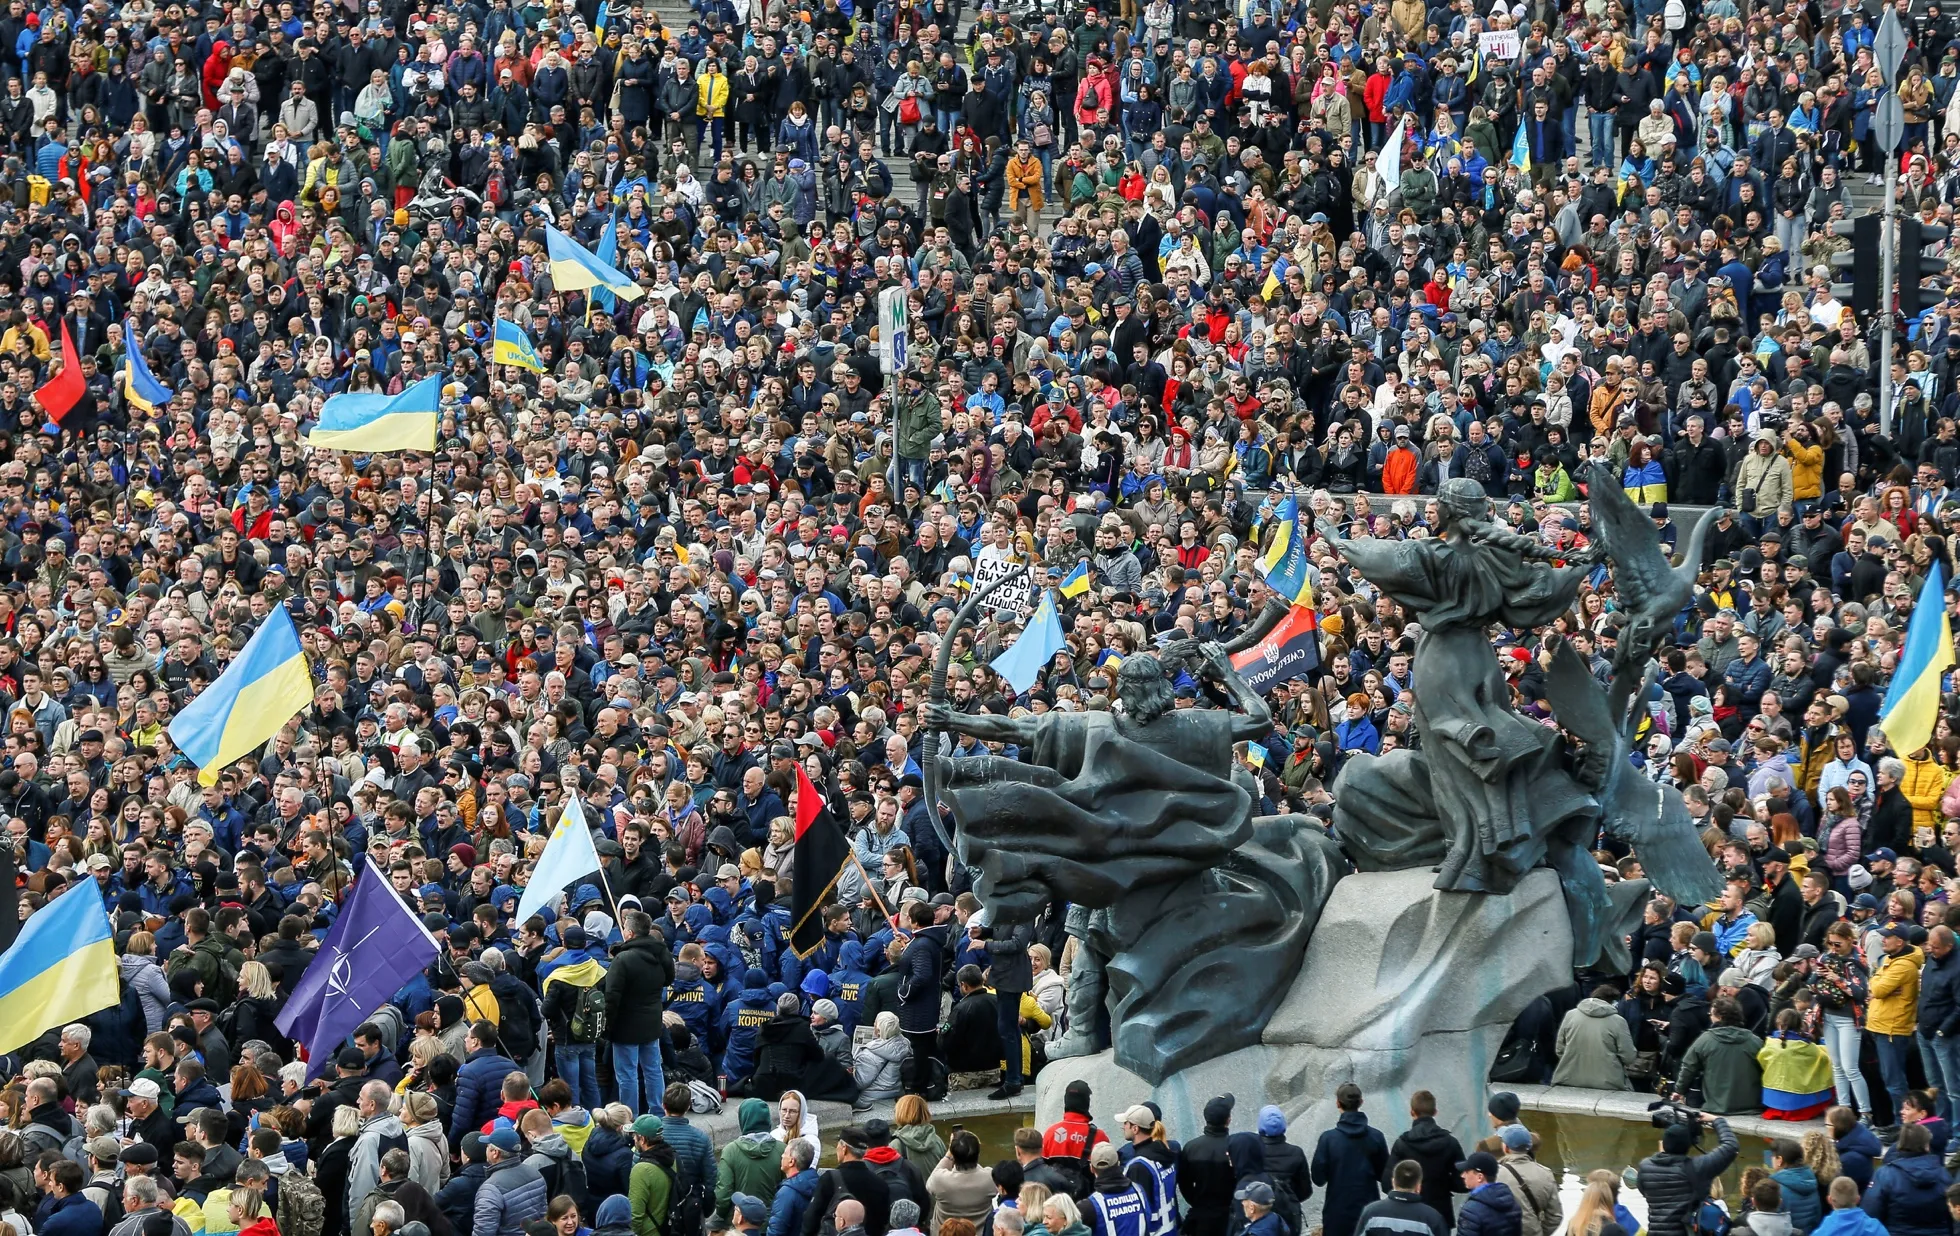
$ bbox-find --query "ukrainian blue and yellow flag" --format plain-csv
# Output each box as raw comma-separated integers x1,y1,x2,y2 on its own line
545,225,645,304
1259,494,1317,608
1511,121,1531,174
1059,560,1091,598
1879,561,1956,756
122,320,171,415
492,318,547,372
168,607,315,786
304,374,441,453
0,885,119,1054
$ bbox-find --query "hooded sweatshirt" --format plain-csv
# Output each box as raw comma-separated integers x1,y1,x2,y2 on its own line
716,1100,785,1220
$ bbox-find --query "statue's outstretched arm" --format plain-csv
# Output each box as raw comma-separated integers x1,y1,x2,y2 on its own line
1199,641,1275,741
920,702,1037,748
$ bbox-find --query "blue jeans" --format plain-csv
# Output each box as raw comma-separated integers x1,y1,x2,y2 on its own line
1589,111,1615,166
998,990,1025,1087
897,454,927,497
1919,1032,1960,1121
613,1039,666,1116
1874,1031,1914,1117
936,107,959,134
559,1042,600,1111
1823,1012,1873,1112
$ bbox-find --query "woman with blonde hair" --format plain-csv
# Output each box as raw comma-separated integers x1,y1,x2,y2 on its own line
1566,1178,1620,1236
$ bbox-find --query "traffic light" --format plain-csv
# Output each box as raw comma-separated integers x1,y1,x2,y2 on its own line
1897,216,1952,319
1831,213,1884,319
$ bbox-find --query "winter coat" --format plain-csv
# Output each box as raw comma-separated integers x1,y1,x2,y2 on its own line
1385,1119,1461,1229
1735,433,1794,512
436,1160,487,1235
1635,1118,1739,1236
1454,1183,1519,1236
1919,945,1960,1037
715,1137,784,1220
448,1049,519,1141
1834,1124,1883,1194
583,1129,634,1203
1492,1156,1560,1236
607,935,676,1045
769,1168,820,1236
473,1157,549,1236
1860,1150,1948,1236
897,924,948,1034
1770,1166,1821,1234
1551,998,1635,1089
1310,1112,1388,1236
119,954,171,1032
1812,1207,1889,1236
1868,945,1923,1034
853,1036,909,1102
1356,1192,1447,1236
1677,1025,1764,1114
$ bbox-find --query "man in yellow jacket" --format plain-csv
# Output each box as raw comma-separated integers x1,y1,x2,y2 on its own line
696,59,729,164
1868,925,1922,1130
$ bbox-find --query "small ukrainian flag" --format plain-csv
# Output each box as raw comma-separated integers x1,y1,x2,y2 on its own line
167,607,316,786
492,317,547,372
305,374,441,453
0,885,119,1054
122,320,171,415
1245,743,1267,770
1059,560,1091,598
1260,495,1317,608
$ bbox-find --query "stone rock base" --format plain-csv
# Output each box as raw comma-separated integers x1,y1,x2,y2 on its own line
1035,867,1571,1143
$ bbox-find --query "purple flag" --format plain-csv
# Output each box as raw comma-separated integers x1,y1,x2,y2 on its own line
276,857,440,1080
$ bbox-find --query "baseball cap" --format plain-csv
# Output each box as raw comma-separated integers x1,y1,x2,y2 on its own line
1457,1152,1500,1177
1235,1182,1276,1206
120,1078,162,1101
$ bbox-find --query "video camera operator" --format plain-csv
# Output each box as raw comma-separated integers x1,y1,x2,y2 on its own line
1632,1106,1740,1236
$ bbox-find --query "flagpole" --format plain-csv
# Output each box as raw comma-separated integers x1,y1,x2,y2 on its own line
570,793,623,924
848,850,895,926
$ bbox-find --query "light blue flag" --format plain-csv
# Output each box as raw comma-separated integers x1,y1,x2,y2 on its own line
514,796,604,925
990,590,1066,694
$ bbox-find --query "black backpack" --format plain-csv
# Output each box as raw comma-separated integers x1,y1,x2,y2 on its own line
1043,1125,1097,1201
901,1053,948,1102
570,985,608,1043
668,1162,707,1236
817,1176,859,1236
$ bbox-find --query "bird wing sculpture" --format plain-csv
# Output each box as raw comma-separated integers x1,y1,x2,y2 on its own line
1542,639,1724,909
1582,467,1722,726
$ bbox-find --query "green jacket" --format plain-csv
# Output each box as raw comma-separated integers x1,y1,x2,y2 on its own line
893,388,943,460
715,1100,784,1219
892,1124,945,1179
1676,1024,1764,1115
629,1155,675,1236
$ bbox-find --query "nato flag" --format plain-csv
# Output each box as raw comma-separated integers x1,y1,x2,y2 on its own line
277,857,441,1079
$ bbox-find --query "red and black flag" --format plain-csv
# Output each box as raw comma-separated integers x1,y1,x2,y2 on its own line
788,763,850,958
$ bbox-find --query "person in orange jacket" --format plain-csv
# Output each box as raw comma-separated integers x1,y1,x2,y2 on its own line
1006,139,1045,228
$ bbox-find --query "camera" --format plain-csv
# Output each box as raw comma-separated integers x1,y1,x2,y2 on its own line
1648,1101,1705,1140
